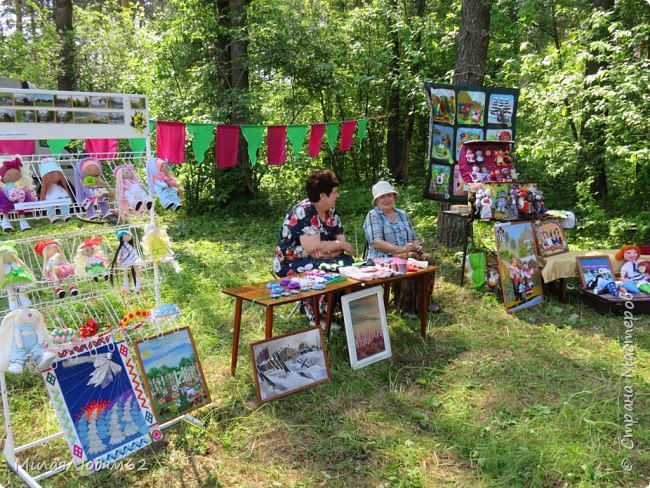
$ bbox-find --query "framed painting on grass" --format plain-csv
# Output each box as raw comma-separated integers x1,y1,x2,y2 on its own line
250,326,330,403
341,286,392,369
41,331,161,472
494,222,544,313
134,327,211,423
534,220,569,257
576,255,616,288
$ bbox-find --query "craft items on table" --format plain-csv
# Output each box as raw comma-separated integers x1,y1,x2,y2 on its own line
74,237,110,282
615,245,650,294
0,308,57,374
41,332,162,472
0,155,37,232
494,222,544,312
114,164,153,221
467,182,545,221
110,229,143,293
35,239,79,298
0,241,35,310
74,157,112,220
134,327,210,422
142,222,181,272
38,157,73,223
146,158,183,211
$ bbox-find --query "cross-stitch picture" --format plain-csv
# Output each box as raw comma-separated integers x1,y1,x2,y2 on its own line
135,327,211,422
42,333,160,471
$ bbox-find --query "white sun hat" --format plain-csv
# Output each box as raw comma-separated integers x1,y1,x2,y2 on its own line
372,180,399,204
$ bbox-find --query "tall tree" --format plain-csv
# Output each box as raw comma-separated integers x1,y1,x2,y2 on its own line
53,0,75,89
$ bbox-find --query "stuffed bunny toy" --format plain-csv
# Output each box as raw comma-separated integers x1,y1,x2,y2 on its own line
0,308,56,374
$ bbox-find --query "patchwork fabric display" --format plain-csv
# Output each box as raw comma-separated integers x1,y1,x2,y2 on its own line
41,331,162,472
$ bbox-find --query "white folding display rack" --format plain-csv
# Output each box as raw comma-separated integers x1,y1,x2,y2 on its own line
0,87,199,487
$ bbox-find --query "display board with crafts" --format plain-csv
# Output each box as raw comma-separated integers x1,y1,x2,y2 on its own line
0,87,209,486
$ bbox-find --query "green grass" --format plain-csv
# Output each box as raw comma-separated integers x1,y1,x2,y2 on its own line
1,183,649,487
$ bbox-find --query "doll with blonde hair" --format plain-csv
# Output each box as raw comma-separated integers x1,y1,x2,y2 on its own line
142,222,181,272
0,242,35,310
114,164,152,221
35,239,78,298
615,245,650,294
73,237,110,281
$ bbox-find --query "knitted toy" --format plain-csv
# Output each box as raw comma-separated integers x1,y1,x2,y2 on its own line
0,308,56,374
0,155,37,232
73,157,112,219
113,164,152,221
34,239,78,298
110,229,143,293
146,157,183,211
0,241,35,310
73,237,110,281
142,222,181,272
615,245,650,294
38,157,73,223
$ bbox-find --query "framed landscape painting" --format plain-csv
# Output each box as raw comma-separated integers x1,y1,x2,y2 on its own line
494,222,544,313
341,286,392,369
135,327,211,423
250,326,330,403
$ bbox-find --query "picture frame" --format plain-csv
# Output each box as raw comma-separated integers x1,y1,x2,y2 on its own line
250,326,330,403
341,286,392,369
534,219,568,257
134,327,211,423
576,255,616,288
494,221,544,313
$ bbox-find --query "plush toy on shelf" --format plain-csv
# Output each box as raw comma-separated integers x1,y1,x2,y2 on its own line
73,157,113,220
0,241,35,310
114,164,152,221
38,157,74,223
34,239,78,298
142,222,181,272
73,237,110,282
0,155,37,232
615,245,650,294
146,158,183,211
110,229,143,293
0,308,57,374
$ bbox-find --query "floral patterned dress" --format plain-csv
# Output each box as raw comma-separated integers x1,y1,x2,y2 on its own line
273,199,353,277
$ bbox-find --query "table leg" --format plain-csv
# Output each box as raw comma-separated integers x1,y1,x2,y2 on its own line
265,306,274,339
383,284,390,309
324,292,334,339
230,297,243,376
419,273,431,337
312,296,321,325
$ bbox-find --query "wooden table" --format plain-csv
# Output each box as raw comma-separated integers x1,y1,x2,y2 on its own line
222,265,438,375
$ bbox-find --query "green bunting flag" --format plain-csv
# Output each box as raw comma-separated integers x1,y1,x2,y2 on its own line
187,123,215,164
325,122,340,153
287,125,308,157
357,118,369,150
46,139,70,155
129,138,146,156
240,125,265,166
149,120,157,133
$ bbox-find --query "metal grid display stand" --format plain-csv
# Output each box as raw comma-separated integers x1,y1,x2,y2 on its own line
0,88,200,487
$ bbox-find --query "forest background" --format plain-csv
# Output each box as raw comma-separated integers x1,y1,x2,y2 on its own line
1,0,649,245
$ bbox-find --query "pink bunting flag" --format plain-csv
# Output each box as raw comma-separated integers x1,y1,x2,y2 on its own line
156,121,186,163
85,138,118,159
267,125,287,165
339,120,357,152
216,125,240,168
0,140,35,156
308,123,326,158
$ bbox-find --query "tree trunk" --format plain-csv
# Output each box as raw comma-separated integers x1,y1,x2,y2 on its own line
436,0,490,247
386,0,403,181
53,0,75,90
15,0,23,34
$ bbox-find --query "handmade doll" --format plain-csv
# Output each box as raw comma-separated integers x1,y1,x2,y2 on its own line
142,222,181,272
0,308,56,374
0,156,37,232
38,157,73,223
480,188,493,220
114,164,152,221
34,239,78,298
110,229,143,293
615,245,650,294
0,242,35,310
146,157,183,211
465,149,475,164
587,273,619,297
73,237,110,281
73,157,112,219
